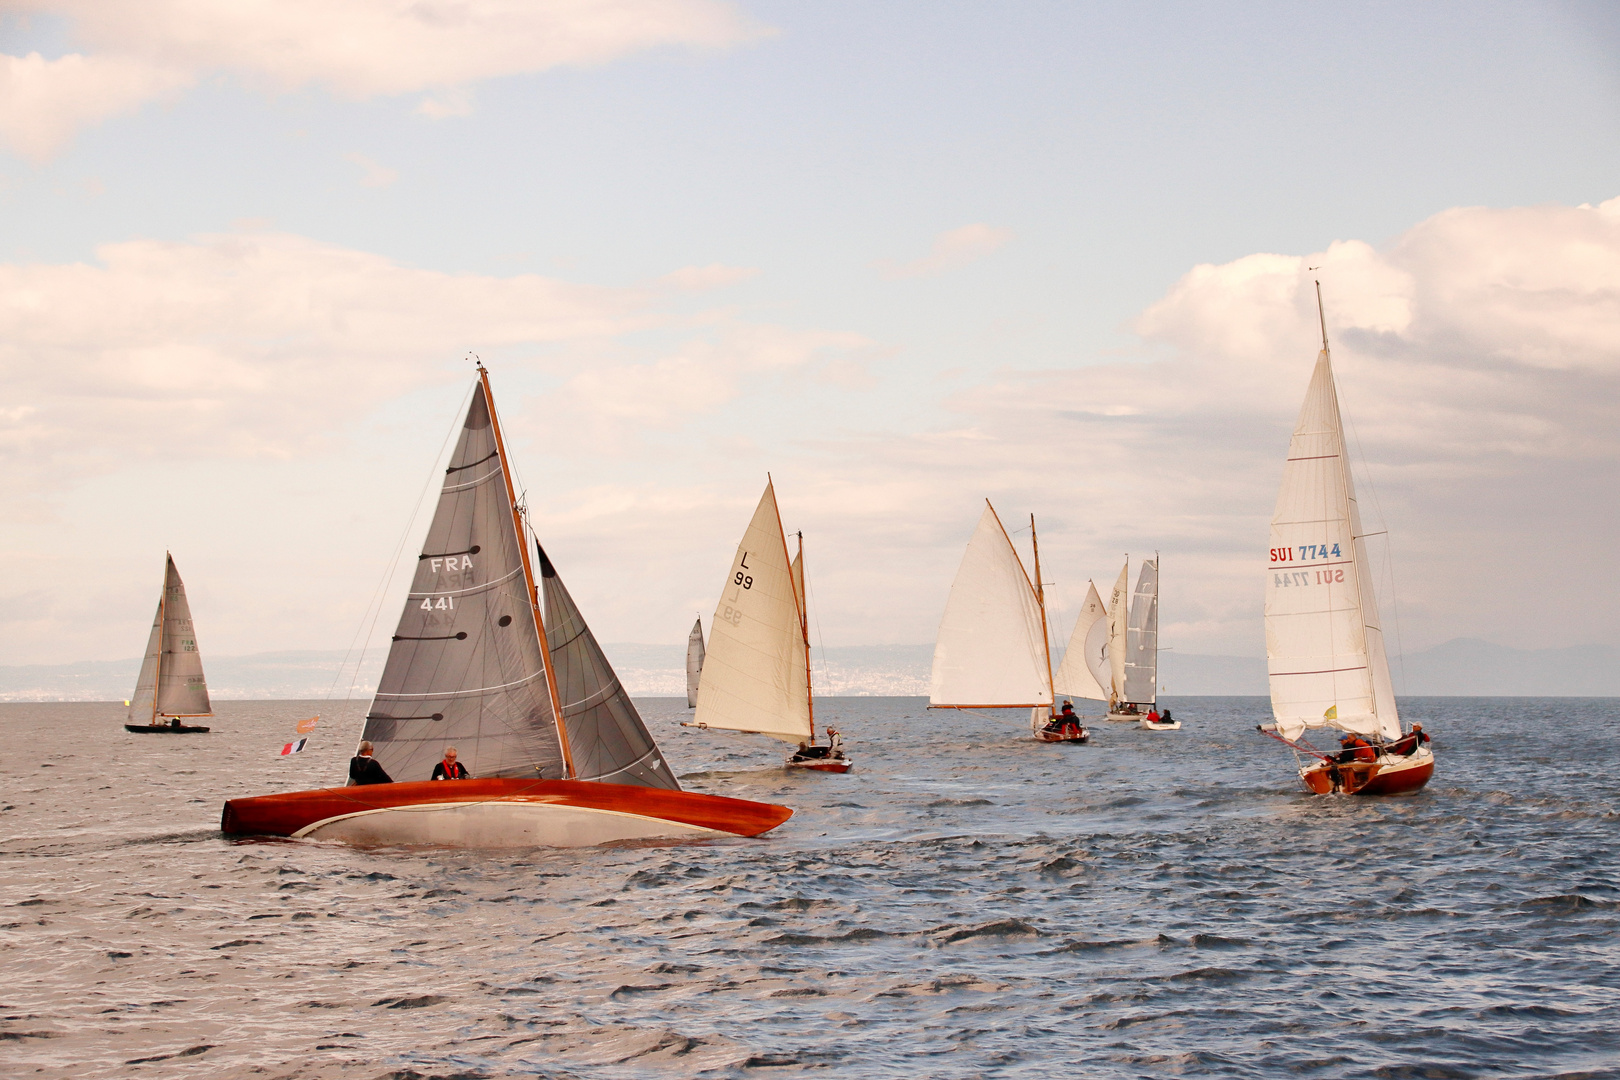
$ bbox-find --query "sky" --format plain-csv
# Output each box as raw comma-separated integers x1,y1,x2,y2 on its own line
2,0,1618,667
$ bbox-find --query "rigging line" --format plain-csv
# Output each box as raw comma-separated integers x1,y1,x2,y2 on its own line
325,380,478,711
1336,367,1408,697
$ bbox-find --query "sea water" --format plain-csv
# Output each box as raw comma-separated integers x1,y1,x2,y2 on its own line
1,697,1616,1079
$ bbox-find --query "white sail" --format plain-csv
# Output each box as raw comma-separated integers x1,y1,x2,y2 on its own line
1266,347,1401,742
691,480,812,742
128,554,212,722
930,502,1053,708
685,617,705,709
1106,562,1129,703
1052,580,1109,701
1123,558,1159,705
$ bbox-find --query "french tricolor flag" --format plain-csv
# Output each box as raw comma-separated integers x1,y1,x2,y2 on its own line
279,738,308,756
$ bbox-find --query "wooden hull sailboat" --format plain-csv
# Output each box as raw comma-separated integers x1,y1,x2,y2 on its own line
684,479,851,773
221,367,794,848
1256,284,1433,796
124,553,212,734
932,502,1088,744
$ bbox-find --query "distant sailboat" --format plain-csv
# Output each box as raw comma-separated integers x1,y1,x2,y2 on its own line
124,554,212,734
1099,557,1169,726
930,501,1087,744
684,479,850,772
1257,284,1433,795
686,617,705,708
222,367,794,846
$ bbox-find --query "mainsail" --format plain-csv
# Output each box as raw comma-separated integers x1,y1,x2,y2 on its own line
930,502,1052,708
127,553,212,722
690,480,812,743
1106,562,1129,704
1266,346,1400,742
1052,580,1110,702
361,380,567,783
539,544,678,790
1123,558,1159,705
685,617,705,708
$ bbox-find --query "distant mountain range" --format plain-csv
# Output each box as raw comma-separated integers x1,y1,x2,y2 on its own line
1,638,1615,702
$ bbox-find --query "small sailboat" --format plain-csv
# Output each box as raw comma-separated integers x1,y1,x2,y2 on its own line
686,617,705,708
222,367,794,846
930,501,1087,743
1257,284,1433,795
684,479,850,773
124,554,212,734
1100,557,1164,723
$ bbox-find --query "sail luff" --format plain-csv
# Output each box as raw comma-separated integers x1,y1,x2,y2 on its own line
151,567,166,723
793,533,815,741
479,365,574,780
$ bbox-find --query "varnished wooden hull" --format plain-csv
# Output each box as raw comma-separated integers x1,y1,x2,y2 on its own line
1300,749,1434,796
787,756,853,773
1036,728,1090,743
220,778,793,848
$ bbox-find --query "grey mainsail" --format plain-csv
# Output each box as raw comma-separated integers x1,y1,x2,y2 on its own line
1122,557,1159,705
361,383,565,783
685,617,705,708
540,544,679,790
127,554,212,722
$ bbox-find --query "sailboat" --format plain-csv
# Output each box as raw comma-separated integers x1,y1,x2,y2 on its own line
930,501,1087,744
1256,284,1433,795
683,479,850,772
124,554,212,734
1097,557,1167,725
221,367,794,846
686,617,705,708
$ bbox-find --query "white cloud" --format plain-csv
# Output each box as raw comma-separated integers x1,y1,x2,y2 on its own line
876,223,1013,279
0,0,769,158
342,151,397,188
658,263,760,290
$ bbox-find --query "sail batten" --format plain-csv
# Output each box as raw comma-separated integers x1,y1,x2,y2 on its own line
691,481,813,742
929,502,1053,708
1265,347,1400,742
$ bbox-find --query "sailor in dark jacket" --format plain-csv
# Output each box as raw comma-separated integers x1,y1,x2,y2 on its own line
348,740,394,786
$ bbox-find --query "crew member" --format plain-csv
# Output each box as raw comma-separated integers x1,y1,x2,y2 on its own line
431,746,470,780
349,740,394,785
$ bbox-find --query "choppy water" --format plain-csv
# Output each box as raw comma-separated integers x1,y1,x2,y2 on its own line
2,697,1617,1079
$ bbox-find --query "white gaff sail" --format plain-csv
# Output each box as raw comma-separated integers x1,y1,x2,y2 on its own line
685,617,705,708
1123,558,1159,705
691,480,812,743
1106,562,1129,702
1266,347,1400,743
1052,580,1110,702
929,502,1053,708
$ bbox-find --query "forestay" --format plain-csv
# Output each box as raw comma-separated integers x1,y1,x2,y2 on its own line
362,385,566,783
1052,580,1110,702
685,617,705,709
930,502,1052,708
1123,559,1159,705
692,481,812,742
540,545,678,790
127,554,212,721
1266,348,1400,742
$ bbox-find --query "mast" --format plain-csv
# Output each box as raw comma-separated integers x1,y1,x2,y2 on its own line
798,531,815,742
1030,514,1055,715
1154,550,1161,700
1315,279,1329,353
153,553,167,723
477,363,575,780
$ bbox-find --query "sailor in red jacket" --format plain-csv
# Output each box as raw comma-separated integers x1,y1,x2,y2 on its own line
1337,733,1377,763
431,746,471,780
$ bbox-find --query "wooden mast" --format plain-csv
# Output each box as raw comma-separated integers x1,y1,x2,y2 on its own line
797,530,815,743
477,363,576,780
152,553,167,724
1030,514,1056,718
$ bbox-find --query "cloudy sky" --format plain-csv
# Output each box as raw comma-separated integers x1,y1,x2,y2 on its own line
2,1,1618,668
